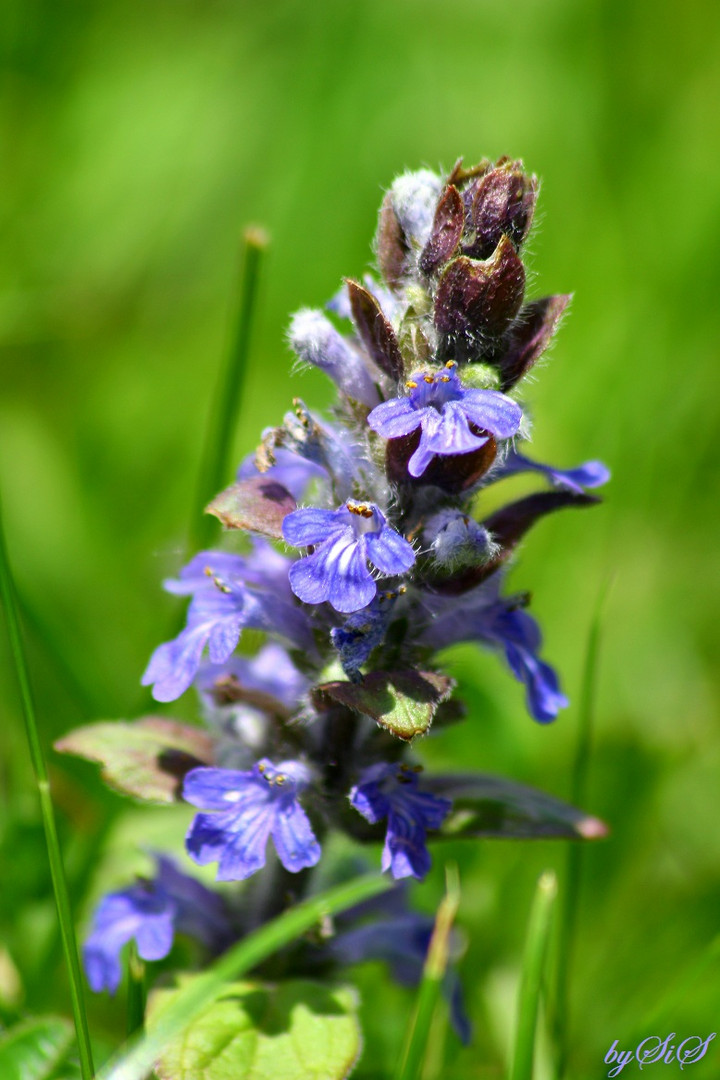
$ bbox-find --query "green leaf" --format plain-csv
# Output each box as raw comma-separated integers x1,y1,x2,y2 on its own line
316,671,453,741
149,978,361,1080
425,774,608,840
0,1017,79,1080
54,717,214,804
205,476,296,538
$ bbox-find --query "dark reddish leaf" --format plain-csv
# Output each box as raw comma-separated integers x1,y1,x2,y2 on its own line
205,476,296,539
434,238,526,346
347,279,405,381
498,295,571,390
465,160,538,259
375,190,408,289
419,184,464,277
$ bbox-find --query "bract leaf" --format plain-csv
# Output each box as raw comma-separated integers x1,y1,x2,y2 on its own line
54,717,214,804
316,670,453,741
206,476,296,538
149,978,361,1080
498,294,571,390
419,184,464,277
347,279,405,381
424,773,608,840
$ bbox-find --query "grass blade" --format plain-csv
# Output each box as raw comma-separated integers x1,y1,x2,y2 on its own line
394,864,461,1080
0,489,95,1080
191,226,268,553
510,870,557,1080
96,871,390,1080
126,944,146,1039
552,579,610,1079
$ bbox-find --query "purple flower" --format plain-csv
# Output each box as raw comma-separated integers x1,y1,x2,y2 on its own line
282,500,415,614
367,362,522,478
495,450,610,494
288,308,380,408
485,605,569,723
349,763,451,880
184,760,321,881
237,446,327,501
142,544,310,703
423,592,568,723
196,642,310,715
330,910,471,1043
83,856,230,994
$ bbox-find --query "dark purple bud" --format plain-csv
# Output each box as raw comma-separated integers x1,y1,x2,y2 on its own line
385,431,497,494
205,476,296,540
428,490,599,594
418,185,464,278
434,239,526,351
375,190,408,289
498,295,571,391
347,279,405,381
464,159,538,260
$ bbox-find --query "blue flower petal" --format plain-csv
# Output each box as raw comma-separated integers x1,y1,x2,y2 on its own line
367,397,423,439
459,389,523,438
271,798,322,872
183,762,321,882
365,527,415,575
282,508,345,547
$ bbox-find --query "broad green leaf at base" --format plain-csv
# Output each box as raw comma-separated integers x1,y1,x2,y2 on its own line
148,978,362,1080
0,1016,81,1080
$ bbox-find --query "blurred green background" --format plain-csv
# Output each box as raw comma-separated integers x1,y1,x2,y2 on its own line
2,0,720,1075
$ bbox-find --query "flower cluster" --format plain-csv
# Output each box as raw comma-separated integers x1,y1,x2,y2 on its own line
73,158,607,1030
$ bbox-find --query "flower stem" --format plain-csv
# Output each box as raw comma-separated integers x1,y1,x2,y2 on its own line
0,489,95,1080
191,226,268,553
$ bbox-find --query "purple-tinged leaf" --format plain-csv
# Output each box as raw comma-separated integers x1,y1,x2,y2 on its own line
419,184,464,277
55,718,214,804
315,670,453,741
498,294,571,390
347,279,405,381
376,190,408,289
434,238,526,346
205,476,296,539
424,773,608,840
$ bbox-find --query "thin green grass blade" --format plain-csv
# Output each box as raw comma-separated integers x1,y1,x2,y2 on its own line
394,864,461,1080
510,870,557,1080
191,226,268,553
0,490,95,1080
552,578,611,1079
96,871,390,1080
